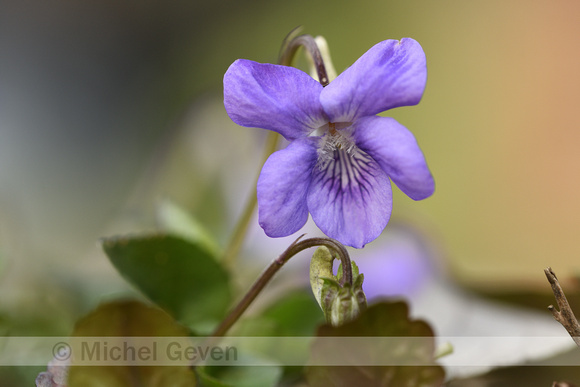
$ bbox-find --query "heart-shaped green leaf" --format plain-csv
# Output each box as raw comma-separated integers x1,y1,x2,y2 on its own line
68,300,196,387
102,234,231,333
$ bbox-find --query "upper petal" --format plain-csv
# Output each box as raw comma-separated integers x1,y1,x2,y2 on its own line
224,59,328,140
307,147,392,248
354,116,434,200
320,38,427,122
257,137,318,237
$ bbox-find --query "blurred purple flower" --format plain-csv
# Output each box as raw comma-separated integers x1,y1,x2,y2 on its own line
223,38,434,248
355,224,437,299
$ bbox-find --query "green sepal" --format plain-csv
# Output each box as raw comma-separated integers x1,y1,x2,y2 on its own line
309,246,335,310
309,246,367,326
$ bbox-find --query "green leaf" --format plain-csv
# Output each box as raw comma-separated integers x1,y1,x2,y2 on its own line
68,300,196,387
260,289,325,384
259,289,325,337
306,301,445,387
224,290,323,386
229,289,323,351
156,199,221,256
195,367,230,387
196,360,282,387
102,234,231,333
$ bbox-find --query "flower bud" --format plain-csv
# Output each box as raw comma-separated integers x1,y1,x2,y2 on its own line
310,246,367,326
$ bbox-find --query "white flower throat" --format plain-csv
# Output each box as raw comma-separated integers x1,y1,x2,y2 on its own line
315,122,356,170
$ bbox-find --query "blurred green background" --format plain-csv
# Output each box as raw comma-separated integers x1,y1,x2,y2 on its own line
2,0,580,333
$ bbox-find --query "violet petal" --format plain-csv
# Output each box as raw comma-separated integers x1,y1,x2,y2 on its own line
257,137,318,237
307,147,392,248
224,59,328,140
320,38,427,122
354,116,434,200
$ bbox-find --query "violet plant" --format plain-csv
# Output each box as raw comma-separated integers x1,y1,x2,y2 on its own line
224,34,434,248
36,30,445,387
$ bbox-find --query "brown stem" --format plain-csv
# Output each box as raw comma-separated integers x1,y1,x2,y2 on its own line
211,236,352,338
278,28,330,87
545,267,580,347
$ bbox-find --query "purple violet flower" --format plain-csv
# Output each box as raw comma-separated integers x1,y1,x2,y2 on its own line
223,38,434,248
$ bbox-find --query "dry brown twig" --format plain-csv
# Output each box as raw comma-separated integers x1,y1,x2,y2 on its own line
545,267,580,347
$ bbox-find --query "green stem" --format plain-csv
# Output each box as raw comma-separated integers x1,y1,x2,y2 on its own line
221,131,279,266
212,236,352,338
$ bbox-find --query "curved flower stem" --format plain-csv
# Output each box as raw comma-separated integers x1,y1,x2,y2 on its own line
221,29,329,266
279,29,330,87
212,236,352,338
